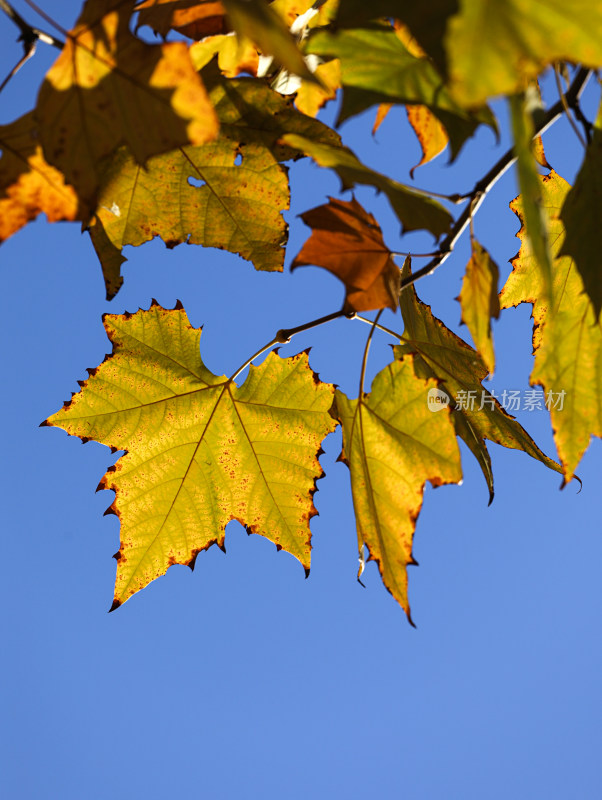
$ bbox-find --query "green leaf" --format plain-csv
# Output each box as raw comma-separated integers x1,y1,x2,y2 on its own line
335,355,462,623
397,259,563,500
559,103,602,319
509,91,554,298
34,0,218,216
501,171,602,481
280,133,453,237
335,0,458,79
306,23,494,156
43,303,338,608
457,238,500,376
445,0,602,107
90,79,340,296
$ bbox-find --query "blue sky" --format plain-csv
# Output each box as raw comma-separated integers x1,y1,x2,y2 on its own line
1,4,601,799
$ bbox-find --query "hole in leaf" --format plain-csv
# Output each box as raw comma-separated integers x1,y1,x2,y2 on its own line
188,176,206,188
234,153,243,166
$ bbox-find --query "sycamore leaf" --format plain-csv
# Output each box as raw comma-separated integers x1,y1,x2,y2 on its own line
559,105,602,318
135,0,228,39
334,0,457,80
222,0,317,84
0,112,79,242
292,197,400,312
509,92,553,297
406,105,449,176
445,0,602,108
35,0,218,216
90,79,340,297
335,355,462,622
501,171,602,481
43,303,337,608
280,133,452,237
397,259,562,501
457,238,500,376
306,23,493,156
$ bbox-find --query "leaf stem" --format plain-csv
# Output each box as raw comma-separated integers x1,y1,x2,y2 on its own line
400,67,593,293
358,310,383,398
353,314,403,341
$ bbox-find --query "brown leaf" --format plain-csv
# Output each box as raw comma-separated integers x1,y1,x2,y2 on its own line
35,0,218,217
292,197,400,312
136,0,228,39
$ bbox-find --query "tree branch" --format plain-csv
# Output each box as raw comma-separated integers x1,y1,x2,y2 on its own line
400,67,593,293
0,0,62,48
0,0,63,93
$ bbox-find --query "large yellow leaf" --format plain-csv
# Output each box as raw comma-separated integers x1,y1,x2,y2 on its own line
35,0,218,215
44,303,337,608
281,133,452,237
90,79,340,297
397,260,562,500
500,171,602,481
336,355,462,622
0,112,79,242
445,0,602,107
292,197,400,312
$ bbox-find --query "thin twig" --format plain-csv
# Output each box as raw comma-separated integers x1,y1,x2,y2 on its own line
554,65,587,148
400,67,593,293
0,0,63,47
228,308,352,382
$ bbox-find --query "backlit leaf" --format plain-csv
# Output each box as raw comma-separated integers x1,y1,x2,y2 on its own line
457,238,500,376
397,259,562,501
44,303,337,608
559,104,602,318
35,0,218,215
501,171,602,481
406,105,449,176
334,0,457,79
306,23,492,156
280,133,453,237
445,0,602,107
335,355,462,622
292,197,400,312
0,112,79,242
90,79,340,296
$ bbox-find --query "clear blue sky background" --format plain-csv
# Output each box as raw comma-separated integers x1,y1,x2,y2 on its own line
1,4,601,799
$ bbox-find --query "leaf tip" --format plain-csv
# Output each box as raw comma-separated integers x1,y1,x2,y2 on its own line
108,598,122,613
